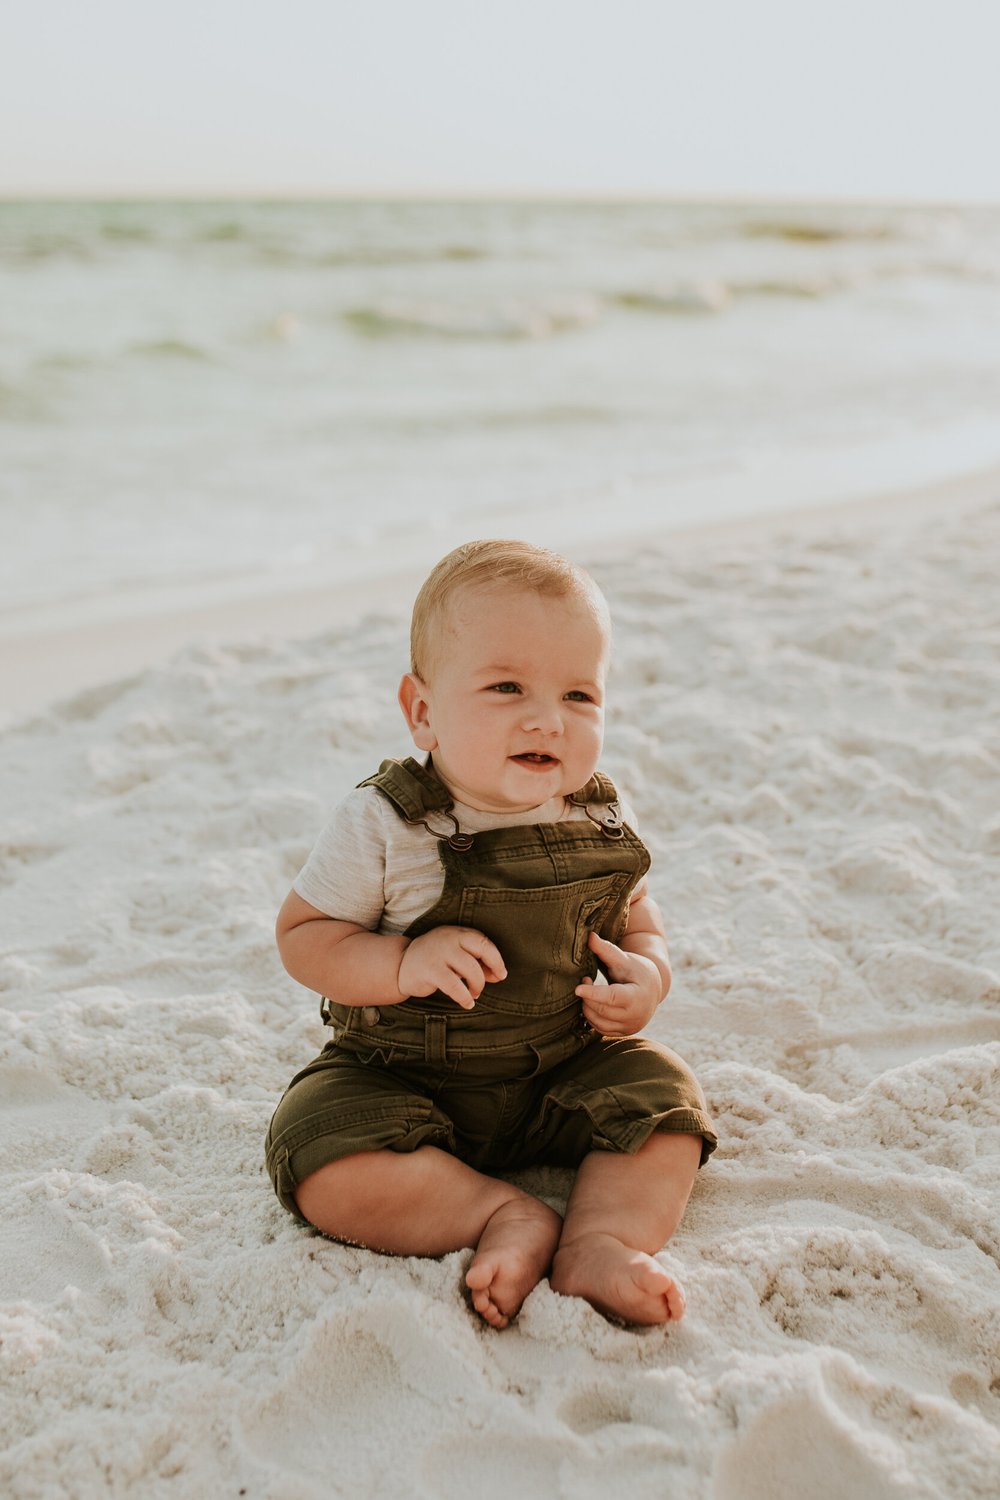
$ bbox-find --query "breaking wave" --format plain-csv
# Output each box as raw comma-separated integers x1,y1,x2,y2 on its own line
742,217,900,244
126,339,214,362
615,281,731,314
343,297,600,341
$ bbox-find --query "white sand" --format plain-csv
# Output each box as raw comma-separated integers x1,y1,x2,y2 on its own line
1,483,999,1497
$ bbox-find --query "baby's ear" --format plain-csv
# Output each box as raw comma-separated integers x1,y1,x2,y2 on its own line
398,673,437,751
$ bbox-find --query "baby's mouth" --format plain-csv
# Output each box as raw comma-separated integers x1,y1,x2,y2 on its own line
511,752,559,766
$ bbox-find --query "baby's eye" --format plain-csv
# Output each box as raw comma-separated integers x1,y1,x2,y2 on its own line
489,681,521,694
564,690,595,702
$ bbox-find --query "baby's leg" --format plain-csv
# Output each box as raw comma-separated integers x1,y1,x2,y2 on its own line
295,1147,561,1329
550,1132,701,1325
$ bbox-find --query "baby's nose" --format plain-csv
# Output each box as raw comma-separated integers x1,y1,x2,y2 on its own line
521,700,563,733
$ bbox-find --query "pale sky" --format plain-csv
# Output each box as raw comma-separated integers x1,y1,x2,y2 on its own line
2,0,999,201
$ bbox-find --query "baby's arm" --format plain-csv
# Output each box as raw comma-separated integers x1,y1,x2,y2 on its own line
276,889,506,1010
618,877,672,999
574,878,671,1036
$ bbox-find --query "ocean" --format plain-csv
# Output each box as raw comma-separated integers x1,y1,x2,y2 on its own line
3,198,1000,636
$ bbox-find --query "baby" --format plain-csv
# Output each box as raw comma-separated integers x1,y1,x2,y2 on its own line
266,540,716,1328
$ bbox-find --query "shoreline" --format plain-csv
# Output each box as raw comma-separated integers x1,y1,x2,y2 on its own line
2,458,998,726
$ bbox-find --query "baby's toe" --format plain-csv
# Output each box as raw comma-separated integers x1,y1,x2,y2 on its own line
466,1259,510,1328
465,1260,491,1291
632,1259,685,1321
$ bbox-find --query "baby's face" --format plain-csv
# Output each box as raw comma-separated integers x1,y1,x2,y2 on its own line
400,585,609,813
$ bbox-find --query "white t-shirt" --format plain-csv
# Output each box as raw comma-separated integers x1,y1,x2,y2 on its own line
294,783,638,936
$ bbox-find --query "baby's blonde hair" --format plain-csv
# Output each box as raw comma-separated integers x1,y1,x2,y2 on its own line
410,539,608,680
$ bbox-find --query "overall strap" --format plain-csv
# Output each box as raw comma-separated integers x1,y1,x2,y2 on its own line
358,757,472,850
569,771,626,839
573,770,619,806
358,757,454,821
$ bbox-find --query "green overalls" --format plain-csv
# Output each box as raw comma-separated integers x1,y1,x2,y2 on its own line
266,758,717,1221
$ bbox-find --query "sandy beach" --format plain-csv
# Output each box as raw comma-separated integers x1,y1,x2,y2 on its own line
2,476,999,1498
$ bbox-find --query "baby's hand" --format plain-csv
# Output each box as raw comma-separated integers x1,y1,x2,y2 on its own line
398,926,507,1010
575,931,662,1037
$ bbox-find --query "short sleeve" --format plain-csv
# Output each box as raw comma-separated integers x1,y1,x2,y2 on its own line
619,795,639,832
292,787,388,929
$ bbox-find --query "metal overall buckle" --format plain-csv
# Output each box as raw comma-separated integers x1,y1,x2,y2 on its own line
569,792,626,839
415,809,475,852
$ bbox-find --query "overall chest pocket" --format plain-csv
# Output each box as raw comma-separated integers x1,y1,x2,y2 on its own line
457,872,633,1016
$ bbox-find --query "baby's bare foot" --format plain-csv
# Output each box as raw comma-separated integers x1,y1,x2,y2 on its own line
465,1195,562,1329
551,1232,686,1325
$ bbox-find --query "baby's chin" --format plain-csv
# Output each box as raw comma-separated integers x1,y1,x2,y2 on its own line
455,771,566,815
502,759,596,811
432,754,597,813
507,753,603,797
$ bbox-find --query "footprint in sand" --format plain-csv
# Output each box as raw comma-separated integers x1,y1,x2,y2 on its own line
54,676,140,723
558,1384,639,1433
711,1370,906,1500
0,1065,109,1177
717,1221,1000,1414
240,1293,492,1488
711,1357,999,1500
784,1012,1000,1097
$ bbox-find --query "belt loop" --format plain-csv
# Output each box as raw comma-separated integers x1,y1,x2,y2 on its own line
425,1014,448,1068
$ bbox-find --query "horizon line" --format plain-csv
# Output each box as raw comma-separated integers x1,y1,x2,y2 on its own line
2,187,999,209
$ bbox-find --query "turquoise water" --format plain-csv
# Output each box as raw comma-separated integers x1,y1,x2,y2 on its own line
3,199,1000,629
